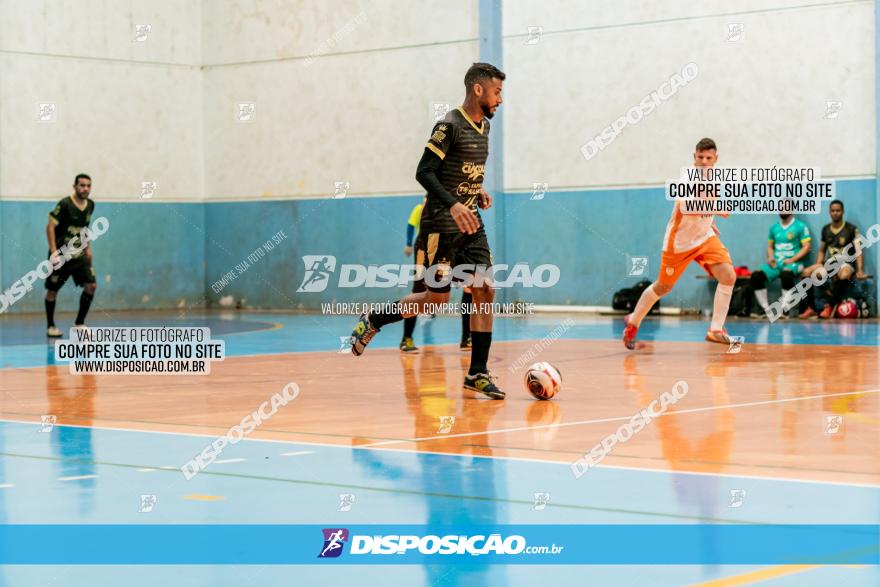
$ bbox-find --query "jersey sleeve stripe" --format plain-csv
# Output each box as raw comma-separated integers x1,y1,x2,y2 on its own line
425,142,445,160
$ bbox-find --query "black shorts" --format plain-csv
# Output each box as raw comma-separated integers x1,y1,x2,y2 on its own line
46,257,96,291
413,228,492,293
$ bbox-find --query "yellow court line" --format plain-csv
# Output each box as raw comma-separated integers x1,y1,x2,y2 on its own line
846,412,880,426
220,320,284,336
183,494,225,501
690,564,869,587
688,565,820,586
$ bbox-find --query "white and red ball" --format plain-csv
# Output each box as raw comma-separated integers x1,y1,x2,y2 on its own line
524,362,562,400
835,299,858,319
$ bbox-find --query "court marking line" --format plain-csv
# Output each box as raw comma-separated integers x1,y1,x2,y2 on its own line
1,415,877,489
691,562,871,587
361,387,880,447
0,451,773,524
845,412,880,426
0,317,283,351
0,449,874,524
461,442,880,477
57,474,97,482
183,494,224,502
4,329,879,370
212,458,246,464
688,564,820,586
0,484,13,489
280,451,314,457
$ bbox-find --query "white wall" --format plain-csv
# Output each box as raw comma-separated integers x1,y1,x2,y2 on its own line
3,1,872,199
201,0,479,200
0,0,481,201
0,0,203,200
503,0,876,190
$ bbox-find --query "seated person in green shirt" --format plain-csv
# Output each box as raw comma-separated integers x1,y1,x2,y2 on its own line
750,214,812,318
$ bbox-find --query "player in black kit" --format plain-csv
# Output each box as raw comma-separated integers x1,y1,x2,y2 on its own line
348,63,506,399
800,199,867,318
45,174,97,337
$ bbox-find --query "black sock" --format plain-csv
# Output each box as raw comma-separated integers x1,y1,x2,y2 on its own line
45,298,56,327
801,288,815,312
468,331,492,375
460,291,472,341
832,279,848,304
369,302,403,329
75,291,93,325
402,316,417,339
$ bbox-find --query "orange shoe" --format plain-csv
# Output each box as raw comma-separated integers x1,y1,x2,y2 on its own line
798,307,817,319
705,329,731,344
819,305,834,319
622,314,639,350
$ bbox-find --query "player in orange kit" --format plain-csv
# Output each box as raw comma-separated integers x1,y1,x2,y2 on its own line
622,138,737,349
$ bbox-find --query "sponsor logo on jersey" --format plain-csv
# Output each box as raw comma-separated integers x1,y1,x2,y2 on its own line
461,162,484,182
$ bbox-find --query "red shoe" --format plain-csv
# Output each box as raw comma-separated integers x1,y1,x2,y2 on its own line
819,305,834,319
798,307,817,319
622,314,639,350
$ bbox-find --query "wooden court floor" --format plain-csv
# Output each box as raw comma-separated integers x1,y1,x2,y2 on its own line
2,335,877,487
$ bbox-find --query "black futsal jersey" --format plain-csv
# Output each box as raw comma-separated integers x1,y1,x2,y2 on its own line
420,108,490,233
49,195,95,261
821,222,859,262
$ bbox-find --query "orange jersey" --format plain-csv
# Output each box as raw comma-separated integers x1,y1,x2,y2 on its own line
662,201,715,253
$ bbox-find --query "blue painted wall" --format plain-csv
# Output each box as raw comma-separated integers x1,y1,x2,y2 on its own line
0,201,205,314
0,179,875,314
204,197,425,310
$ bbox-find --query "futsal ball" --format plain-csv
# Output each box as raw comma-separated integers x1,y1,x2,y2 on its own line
835,299,858,319
524,362,562,400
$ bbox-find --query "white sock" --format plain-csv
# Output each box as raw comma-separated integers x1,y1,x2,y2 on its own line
710,283,734,331
630,284,661,327
754,288,769,311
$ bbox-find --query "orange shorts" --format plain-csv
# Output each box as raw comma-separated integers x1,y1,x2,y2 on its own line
657,236,732,287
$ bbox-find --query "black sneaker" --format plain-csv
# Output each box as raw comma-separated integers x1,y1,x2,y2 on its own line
350,312,379,356
463,371,505,400
399,337,419,354
459,335,472,351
